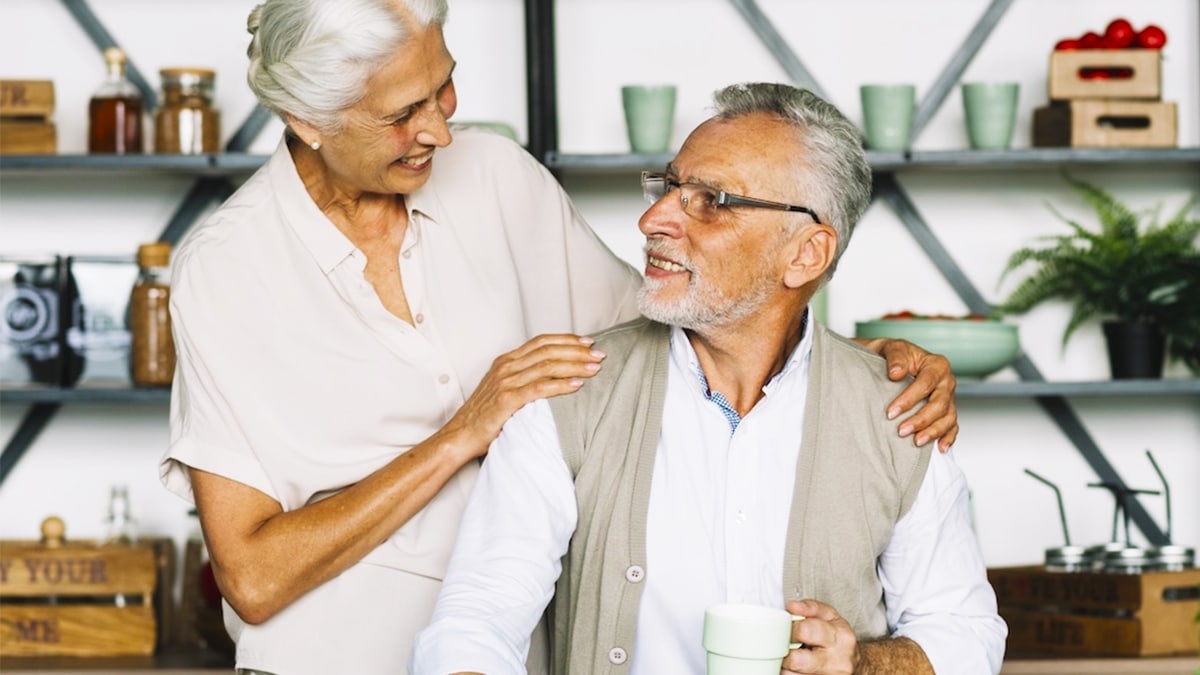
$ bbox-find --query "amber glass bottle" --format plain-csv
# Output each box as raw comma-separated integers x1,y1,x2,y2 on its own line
129,242,175,386
88,47,144,154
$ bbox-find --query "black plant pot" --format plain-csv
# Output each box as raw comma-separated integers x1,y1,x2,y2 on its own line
1101,320,1165,379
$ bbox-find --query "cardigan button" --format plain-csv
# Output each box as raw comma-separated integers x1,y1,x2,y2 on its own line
625,565,644,583
608,647,628,664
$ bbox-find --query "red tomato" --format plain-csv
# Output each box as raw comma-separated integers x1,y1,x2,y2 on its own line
1136,24,1167,49
1104,18,1136,48
1054,38,1079,50
1078,31,1103,49
882,310,916,320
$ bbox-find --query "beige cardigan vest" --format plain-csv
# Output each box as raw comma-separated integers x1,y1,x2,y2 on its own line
546,318,932,674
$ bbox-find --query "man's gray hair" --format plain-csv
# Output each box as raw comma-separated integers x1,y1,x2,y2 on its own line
712,83,872,283
246,0,449,131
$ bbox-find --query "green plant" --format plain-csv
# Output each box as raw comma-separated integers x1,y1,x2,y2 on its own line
994,174,1200,372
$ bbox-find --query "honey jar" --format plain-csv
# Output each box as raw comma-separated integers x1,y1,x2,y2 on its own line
154,68,220,154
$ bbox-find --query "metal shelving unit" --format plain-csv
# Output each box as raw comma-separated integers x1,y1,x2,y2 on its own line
2,0,1197,545
524,0,1199,546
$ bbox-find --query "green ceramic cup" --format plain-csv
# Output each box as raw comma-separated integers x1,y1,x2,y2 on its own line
859,83,916,151
961,82,1019,150
703,603,804,675
621,84,677,154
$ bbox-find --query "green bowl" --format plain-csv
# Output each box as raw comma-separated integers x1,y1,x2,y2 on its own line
854,318,1020,379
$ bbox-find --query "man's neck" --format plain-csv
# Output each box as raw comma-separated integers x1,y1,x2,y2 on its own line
685,305,808,418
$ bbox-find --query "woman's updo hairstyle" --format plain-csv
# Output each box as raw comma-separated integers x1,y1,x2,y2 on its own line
247,0,448,131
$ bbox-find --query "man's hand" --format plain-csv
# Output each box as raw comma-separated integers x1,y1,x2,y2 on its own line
857,337,958,452
782,599,934,675
782,599,858,675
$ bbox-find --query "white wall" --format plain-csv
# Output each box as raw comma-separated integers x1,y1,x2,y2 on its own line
1,0,1197,572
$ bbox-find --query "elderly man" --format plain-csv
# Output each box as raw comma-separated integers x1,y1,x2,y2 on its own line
410,82,1006,675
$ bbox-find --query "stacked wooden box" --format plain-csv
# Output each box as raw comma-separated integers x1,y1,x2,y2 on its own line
0,80,57,154
988,565,1200,658
1033,50,1177,148
0,517,170,657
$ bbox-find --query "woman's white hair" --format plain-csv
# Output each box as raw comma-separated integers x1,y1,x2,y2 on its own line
246,0,449,131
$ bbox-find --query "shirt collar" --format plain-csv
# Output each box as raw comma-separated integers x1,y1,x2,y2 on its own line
669,307,813,397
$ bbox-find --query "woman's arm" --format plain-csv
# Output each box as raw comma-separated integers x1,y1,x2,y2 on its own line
193,333,605,624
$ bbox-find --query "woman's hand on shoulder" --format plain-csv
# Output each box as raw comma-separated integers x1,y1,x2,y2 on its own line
444,334,606,459
858,337,958,453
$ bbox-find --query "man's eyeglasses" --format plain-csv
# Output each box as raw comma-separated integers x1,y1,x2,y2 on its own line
641,171,822,225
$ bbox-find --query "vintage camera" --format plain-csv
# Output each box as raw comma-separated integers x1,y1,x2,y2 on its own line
0,256,85,386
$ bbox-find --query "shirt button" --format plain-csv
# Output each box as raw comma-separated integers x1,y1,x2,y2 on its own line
415,313,424,324
607,647,627,665
438,374,450,384
736,509,746,523
402,250,412,259
624,565,644,583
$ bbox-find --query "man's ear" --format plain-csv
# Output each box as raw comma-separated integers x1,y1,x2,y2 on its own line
782,224,837,290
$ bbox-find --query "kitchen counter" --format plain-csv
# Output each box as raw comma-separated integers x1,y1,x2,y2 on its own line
1001,656,1200,674
2,655,1197,674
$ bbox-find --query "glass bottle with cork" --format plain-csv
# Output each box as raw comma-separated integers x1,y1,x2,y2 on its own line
154,68,220,154
129,242,176,386
88,47,144,154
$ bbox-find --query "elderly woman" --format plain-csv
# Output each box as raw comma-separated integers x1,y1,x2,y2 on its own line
158,0,959,673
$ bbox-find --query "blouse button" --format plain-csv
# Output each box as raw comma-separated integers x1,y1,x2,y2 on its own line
625,565,644,583
402,250,412,259
415,313,425,324
438,374,450,385
607,647,627,665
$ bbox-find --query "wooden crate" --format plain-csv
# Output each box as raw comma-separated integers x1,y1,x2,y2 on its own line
1049,50,1162,101
0,119,57,154
988,565,1200,658
0,517,159,657
0,80,55,118
1032,100,1177,148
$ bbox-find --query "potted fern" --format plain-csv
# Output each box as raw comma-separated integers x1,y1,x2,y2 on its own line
994,174,1200,378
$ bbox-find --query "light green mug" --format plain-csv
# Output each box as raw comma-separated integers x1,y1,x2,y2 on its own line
621,84,677,154
961,82,1019,150
703,603,804,675
859,83,916,151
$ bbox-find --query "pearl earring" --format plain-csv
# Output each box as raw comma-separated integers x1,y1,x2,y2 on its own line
310,140,321,151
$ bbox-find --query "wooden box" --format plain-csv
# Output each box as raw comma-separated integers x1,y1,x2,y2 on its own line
0,119,58,154
1049,50,1162,101
0,517,159,657
988,565,1200,658
0,80,55,118
1032,100,1177,148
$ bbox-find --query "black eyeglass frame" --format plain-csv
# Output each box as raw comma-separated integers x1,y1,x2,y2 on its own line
641,171,822,225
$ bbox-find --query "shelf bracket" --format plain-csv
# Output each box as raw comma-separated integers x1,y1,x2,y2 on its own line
59,0,158,108
726,0,827,99
911,0,1015,139
873,173,1169,546
0,404,62,488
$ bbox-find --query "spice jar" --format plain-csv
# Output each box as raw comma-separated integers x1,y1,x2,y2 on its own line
154,68,220,154
129,242,175,386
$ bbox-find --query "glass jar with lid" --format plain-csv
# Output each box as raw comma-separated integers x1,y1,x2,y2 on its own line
154,68,220,154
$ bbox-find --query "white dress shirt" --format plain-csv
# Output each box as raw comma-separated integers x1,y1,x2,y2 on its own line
159,127,642,674
412,323,1007,674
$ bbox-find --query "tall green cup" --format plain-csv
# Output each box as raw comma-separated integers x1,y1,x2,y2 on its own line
621,84,677,154
961,82,1019,150
859,84,916,151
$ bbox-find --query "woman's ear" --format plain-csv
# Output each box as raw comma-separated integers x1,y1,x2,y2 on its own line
285,113,320,149
782,224,837,290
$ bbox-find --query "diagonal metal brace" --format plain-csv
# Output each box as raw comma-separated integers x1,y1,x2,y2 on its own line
59,0,158,108
911,0,1015,138
873,174,1168,546
727,0,827,99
